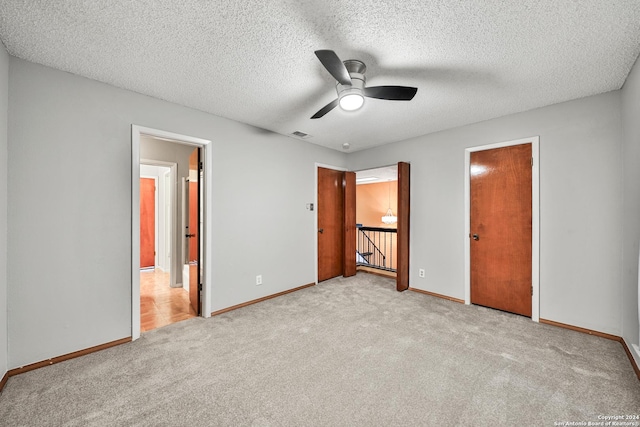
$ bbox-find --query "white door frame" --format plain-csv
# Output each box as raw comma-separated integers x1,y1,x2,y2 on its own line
314,163,347,284
141,160,177,286
132,125,213,340
464,136,540,322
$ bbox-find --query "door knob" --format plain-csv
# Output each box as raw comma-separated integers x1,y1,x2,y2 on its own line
472,234,479,241
318,228,324,234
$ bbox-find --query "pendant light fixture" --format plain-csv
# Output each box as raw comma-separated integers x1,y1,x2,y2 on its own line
381,180,397,225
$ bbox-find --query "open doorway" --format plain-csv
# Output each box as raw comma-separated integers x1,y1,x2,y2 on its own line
139,161,196,332
315,162,409,290
353,162,410,292
355,165,398,279
131,126,212,341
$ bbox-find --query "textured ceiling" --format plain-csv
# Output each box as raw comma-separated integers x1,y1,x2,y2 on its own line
356,165,398,184
1,1,639,152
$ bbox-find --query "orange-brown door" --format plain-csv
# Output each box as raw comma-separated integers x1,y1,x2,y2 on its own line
343,171,356,277
187,148,200,315
470,143,532,316
318,167,344,282
397,162,410,291
140,178,155,268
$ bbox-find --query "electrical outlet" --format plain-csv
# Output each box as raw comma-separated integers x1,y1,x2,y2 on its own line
256,275,262,286
418,269,425,278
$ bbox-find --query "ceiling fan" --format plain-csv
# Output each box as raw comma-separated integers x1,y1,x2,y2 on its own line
311,50,418,119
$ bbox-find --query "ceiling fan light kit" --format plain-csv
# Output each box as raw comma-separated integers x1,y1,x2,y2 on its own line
311,50,417,119
339,92,364,111
337,62,366,111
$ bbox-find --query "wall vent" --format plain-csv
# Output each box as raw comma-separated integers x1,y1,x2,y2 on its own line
291,131,311,139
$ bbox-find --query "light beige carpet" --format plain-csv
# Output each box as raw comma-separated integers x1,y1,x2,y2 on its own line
1,273,639,426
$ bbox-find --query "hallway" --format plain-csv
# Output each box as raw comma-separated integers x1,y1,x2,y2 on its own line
140,269,196,332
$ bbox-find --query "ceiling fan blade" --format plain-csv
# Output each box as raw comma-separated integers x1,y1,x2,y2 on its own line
311,98,339,119
364,86,417,101
315,50,352,86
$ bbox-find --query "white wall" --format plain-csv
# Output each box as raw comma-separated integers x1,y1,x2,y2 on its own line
0,44,9,381
7,58,346,368
348,91,624,336
621,54,640,364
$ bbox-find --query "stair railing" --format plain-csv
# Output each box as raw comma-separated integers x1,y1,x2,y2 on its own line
357,226,397,272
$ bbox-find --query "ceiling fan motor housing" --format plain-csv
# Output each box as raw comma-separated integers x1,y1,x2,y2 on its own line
344,59,366,75
336,60,366,99
336,73,365,96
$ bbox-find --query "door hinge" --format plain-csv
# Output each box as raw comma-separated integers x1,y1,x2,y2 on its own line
531,286,533,296
199,161,203,171
531,157,533,167
198,283,203,291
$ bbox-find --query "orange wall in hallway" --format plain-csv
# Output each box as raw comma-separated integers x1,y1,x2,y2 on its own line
356,181,398,228
356,181,398,270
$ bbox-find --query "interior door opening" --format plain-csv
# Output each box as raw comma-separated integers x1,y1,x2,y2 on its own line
353,165,398,280
132,125,212,340
316,162,408,290
139,157,196,332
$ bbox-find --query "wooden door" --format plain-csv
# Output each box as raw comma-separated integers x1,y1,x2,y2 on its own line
470,144,532,316
140,178,155,268
318,167,344,282
397,162,410,291
343,171,356,277
187,148,200,314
